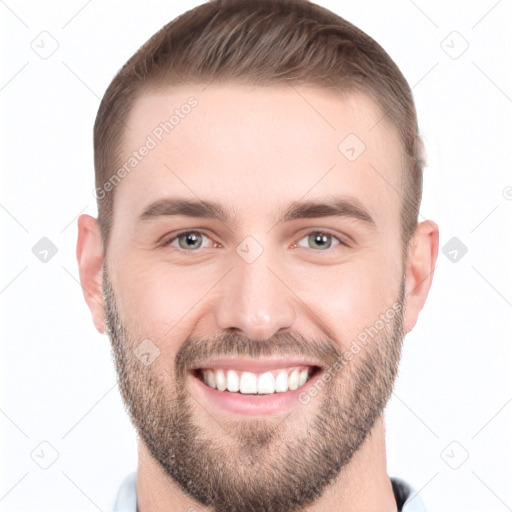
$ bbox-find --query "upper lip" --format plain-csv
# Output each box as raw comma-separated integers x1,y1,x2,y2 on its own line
190,356,323,373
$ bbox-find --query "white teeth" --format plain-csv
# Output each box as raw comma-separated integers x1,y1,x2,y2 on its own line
215,369,226,391
226,369,240,392
298,368,309,387
240,372,258,394
205,369,216,389
201,367,313,394
288,369,299,390
274,371,289,392
257,372,275,394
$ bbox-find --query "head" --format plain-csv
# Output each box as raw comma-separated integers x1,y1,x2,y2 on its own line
93,0,426,254
77,1,438,511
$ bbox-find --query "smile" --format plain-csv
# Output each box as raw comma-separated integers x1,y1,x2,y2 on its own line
197,366,314,395
189,358,324,415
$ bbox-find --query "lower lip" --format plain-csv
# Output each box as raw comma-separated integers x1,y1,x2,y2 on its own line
190,370,322,416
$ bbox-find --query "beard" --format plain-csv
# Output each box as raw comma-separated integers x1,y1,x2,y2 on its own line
103,269,406,512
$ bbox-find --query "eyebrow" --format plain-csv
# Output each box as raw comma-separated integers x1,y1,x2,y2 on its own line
138,196,376,228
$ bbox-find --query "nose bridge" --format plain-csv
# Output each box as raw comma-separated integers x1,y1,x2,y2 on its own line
215,240,296,340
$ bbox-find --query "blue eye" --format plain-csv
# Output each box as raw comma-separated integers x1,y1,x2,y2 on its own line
294,231,342,251
164,231,216,251
163,230,347,253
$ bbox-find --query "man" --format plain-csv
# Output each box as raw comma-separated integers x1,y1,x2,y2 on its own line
77,0,438,510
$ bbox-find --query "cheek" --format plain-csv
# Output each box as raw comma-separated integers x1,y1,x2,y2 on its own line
112,257,220,345
291,249,402,344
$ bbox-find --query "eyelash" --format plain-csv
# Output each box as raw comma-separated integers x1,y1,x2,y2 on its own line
161,229,350,253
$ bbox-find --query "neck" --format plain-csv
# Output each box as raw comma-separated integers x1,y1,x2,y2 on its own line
136,415,397,512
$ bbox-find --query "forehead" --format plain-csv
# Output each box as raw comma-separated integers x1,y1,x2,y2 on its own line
113,83,403,233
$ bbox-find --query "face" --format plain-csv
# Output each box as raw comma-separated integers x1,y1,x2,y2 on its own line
101,84,409,512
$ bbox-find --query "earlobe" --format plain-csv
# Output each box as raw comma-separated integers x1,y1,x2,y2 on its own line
76,214,106,334
403,220,439,333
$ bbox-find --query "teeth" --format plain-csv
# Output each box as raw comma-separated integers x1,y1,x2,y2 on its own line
274,371,289,392
257,372,275,394
200,367,313,395
288,369,299,390
226,369,240,392
215,369,226,391
240,372,258,394
298,368,309,387
205,369,216,389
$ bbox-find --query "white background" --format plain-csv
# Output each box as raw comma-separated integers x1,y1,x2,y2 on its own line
1,1,511,511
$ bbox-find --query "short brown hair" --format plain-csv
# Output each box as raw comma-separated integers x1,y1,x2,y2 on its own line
94,0,423,253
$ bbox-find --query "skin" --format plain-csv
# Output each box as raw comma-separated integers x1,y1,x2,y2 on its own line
77,84,438,511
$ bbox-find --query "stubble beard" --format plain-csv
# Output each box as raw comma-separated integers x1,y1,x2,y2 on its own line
103,270,405,512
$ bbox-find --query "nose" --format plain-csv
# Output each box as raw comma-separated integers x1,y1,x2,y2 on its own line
214,248,297,341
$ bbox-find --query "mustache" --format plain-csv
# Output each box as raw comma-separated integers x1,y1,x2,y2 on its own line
174,330,343,379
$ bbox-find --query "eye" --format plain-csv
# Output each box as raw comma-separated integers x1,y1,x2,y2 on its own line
163,230,218,251
162,229,349,253
293,231,347,251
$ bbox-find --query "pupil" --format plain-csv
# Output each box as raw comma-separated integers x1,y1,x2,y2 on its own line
312,233,330,249
181,232,200,249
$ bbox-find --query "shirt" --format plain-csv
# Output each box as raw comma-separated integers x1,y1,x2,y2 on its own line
111,470,427,511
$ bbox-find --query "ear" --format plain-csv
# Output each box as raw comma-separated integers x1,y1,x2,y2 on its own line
76,214,105,334
403,220,439,333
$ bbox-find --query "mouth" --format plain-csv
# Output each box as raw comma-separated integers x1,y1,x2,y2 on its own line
189,358,323,416
194,366,317,394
